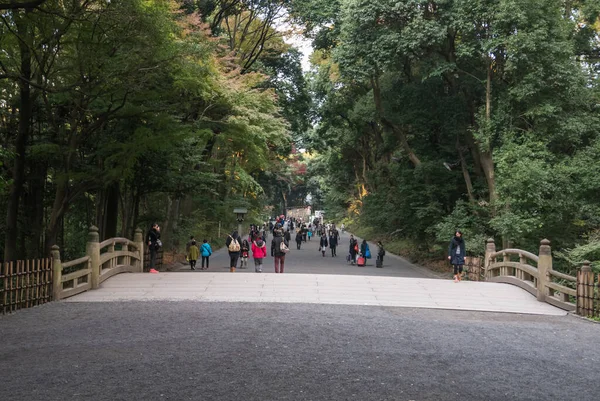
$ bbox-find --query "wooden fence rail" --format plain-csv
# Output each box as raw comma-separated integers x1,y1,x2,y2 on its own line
1,258,53,314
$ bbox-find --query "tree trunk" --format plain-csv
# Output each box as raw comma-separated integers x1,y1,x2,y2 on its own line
4,11,33,261
370,75,421,167
458,145,475,203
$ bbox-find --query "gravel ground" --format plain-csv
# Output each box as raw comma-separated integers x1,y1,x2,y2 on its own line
1,302,598,401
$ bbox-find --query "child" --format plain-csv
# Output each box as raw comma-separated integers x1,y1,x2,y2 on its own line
200,239,212,270
241,238,250,268
252,237,267,273
188,240,199,270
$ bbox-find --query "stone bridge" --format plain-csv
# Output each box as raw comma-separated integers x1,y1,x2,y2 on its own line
56,227,575,317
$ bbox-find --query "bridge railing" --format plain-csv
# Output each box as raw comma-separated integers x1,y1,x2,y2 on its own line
484,239,577,311
52,226,144,300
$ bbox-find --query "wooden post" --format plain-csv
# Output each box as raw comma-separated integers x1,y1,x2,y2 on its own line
484,238,496,280
134,228,144,273
51,245,62,301
577,261,593,317
87,226,101,289
537,239,552,302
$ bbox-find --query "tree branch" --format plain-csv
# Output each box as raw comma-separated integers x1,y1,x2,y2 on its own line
0,0,47,10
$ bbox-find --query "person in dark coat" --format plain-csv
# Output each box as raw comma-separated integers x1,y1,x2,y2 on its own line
225,231,241,272
349,235,358,265
271,230,289,273
295,230,303,250
448,230,466,282
328,232,338,257
376,241,385,268
145,223,161,272
319,234,328,257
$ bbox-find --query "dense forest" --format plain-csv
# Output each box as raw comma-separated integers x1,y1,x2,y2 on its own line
2,0,600,271
292,0,600,270
0,0,310,261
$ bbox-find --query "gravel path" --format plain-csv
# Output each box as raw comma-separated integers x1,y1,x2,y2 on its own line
1,302,597,401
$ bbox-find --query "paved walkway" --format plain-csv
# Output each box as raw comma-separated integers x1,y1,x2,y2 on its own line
175,229,431,277
66,272,566,316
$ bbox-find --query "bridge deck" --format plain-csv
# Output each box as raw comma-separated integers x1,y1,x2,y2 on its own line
65,273,566,316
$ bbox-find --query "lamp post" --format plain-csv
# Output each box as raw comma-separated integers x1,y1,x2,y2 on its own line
233,208,248,237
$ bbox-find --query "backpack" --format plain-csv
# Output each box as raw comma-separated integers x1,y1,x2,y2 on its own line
228,236,240,252
280,240,290,254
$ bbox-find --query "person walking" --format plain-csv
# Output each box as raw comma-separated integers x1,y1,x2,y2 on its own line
360,239,370,260
329,232,338,257
146,223,161,273
226,231,241,272
271,230,289,273
295,230,303,250
349,235,358,265
307,226,313,241
186,236,195,253
200,239,212,270
240,238,250,269
448,230,466,282
376,241,385,268
284,228,292,243
252,237,267,273
187,240,199,270
319,233,328,257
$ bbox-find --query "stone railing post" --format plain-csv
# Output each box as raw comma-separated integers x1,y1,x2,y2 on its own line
87,226,101,289
484,238,496,280
52,245,63,301
134,228,144,272
577,261,593,317
537,239,552,302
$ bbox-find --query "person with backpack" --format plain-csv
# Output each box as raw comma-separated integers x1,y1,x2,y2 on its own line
349,235,358,265
448,230,466,282
146,223,161,273
226,231,241,272
200,239,212,270
376,241,385,268
187,240,199,270
360,239,370,264
329,232,338,257
240,238,250,268
271,230,289,273
295,230,303,250
252,237,267,273
319,233,328,257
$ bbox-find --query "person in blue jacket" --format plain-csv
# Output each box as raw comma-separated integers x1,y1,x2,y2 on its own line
448,231,465,282
200,239,213,270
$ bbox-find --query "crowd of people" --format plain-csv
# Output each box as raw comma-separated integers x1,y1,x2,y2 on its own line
147,217,466,282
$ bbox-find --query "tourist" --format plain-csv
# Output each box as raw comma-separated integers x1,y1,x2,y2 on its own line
226,231,241,272
349,235,358,265
200,239,212,270
240,238,250,269
360,239,370,261
329,231,338,257
187,240,199,270
284,228,292,243
252,236,267,273
307,226,313,241
376,241,385,268
319,233,328,257
271,230,289,273
448,230,466,282
185,235,195,253
145,223,161,273
295,230,303,250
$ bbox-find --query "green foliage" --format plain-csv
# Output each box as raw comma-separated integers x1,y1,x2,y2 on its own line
298,0,600,265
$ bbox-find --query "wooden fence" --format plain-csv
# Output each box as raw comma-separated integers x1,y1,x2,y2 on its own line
1,258,53,314
576,262,599,318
